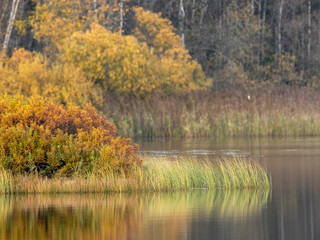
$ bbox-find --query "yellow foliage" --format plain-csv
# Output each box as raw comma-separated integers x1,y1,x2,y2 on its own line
30,0,129,50
159,48,206,92
60,10,207,95
61,25,159,96
31,0,84,50
0,48,47,96
133,7,207,92
0,48,102,107
45,64,102,107
3,4,207,100
133,7,181,54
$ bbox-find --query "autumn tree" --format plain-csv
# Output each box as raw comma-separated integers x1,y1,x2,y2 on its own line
0,48,102,107
1,3,206,102
60,17,206,96
133,7,206,93
30,0,129,56
0,48,46,95
60,25,159,96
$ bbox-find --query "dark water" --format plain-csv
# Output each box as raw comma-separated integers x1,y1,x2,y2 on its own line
2,137,320,240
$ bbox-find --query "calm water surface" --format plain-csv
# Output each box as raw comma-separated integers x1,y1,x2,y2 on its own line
2,137,320,240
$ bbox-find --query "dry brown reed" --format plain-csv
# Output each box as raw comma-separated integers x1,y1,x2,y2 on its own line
103,86,320,138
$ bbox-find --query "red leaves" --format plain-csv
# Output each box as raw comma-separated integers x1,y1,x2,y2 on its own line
0,96,140,176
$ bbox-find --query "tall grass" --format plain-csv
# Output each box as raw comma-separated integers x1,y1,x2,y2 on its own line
0,156,270,194
103,86,320,138
140,156,270,191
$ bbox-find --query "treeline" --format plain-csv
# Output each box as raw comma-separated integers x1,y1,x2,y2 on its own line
1,0,320,92
0,0,208,107
137,0,320,88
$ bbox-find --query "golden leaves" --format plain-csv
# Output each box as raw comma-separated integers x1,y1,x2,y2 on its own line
60,9,207,96
0,48,102,108
0,96,141,176
3,2,207,102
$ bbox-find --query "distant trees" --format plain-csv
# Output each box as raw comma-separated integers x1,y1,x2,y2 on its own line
134,0,319,89
0,0,319,94
57,7,206,96
212,2,265,88
0,1,207,106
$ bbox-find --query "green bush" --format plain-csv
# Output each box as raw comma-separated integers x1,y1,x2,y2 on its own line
0,95,141,176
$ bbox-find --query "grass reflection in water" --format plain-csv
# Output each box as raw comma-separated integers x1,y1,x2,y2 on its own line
0,189,269,240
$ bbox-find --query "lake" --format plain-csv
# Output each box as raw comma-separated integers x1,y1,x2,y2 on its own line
1,137,320,240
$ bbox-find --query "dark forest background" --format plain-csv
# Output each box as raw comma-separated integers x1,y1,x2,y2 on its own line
1,0,320,90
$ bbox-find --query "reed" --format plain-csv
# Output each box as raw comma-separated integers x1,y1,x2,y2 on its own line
0,156,270,194
103,86,320,138
139,156,270,191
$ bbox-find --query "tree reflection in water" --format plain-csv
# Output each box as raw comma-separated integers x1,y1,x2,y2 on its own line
0,190,268,240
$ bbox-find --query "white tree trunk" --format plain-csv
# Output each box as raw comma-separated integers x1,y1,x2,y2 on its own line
307,0,311,66
3,0,20,55
179,0,185,47
119,0,123,35
251,0,255,15
93,0,97,20
278,0,283,55
258,0,262,68
278,0,284,83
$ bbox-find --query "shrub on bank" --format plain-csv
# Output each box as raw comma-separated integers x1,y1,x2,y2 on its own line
0,95,141,177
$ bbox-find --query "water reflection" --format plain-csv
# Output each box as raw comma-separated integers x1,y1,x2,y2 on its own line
137,137,320,240
0,190,268,240
2,137,320,240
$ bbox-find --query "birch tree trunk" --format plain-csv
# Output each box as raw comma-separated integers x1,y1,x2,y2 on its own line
93,0,97,21
278,0,284,83
3,0,20,55
258,0,262,70
278,0,283,55
179,0,185,47
307,0,311,68
251,0,255,15
119,0,123,35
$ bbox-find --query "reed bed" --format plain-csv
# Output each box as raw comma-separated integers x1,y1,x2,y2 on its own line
140,156,270,191
103,86,320,138
0,156,270,194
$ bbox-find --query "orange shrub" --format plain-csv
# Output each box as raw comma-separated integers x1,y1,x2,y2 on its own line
0,96,141,176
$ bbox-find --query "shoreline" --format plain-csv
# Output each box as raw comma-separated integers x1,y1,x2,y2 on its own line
0,156,270,194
